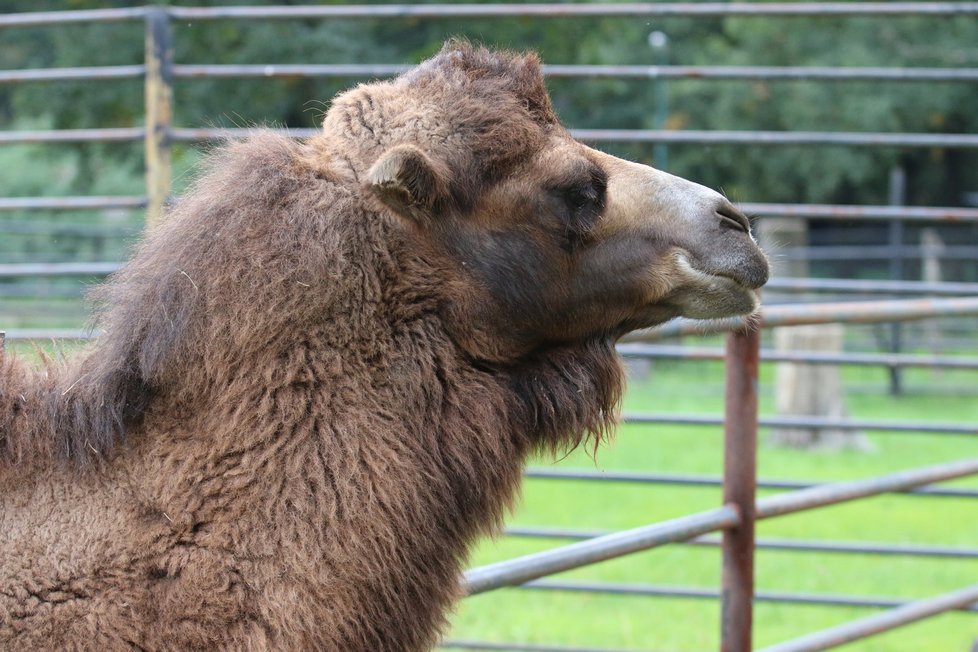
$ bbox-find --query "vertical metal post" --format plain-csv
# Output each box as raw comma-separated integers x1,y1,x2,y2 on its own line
721,326,760,652
144,6,173,228
887,166,906,395
648,30,670,171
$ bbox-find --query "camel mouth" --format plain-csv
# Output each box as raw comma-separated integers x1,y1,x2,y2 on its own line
694,260,768,292
698,272,762,314
668,254,764,319
678,252,759,289
706,272,765,304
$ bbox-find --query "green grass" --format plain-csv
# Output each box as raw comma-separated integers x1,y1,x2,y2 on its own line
446,359,978,651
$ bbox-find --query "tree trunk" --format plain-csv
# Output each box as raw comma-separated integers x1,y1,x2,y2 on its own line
770,324,873,452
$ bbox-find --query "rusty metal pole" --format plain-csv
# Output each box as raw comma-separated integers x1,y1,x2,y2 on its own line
721,326,760,651
144,6,172,228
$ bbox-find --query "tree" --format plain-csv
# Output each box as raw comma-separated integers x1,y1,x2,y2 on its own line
2,3,976,259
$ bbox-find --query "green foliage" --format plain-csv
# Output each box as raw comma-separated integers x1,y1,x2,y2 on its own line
0,121,143,225
3,2,977,208
668,15,978,204
0,118,143,308
1,2,977,314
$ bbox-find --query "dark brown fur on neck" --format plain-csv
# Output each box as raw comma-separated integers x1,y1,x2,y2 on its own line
0,130,620,652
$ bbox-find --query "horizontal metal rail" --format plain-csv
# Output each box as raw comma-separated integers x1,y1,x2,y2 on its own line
165,3,978,19
4,3,978,28
463,459,978,596
168,127,314,141
0,262,122,277
0,196,146,211
623,296,978,341
548,65,978,81
173,63,411,79
575,129,978,148
550,64,978,81
0,330,92,341
165,126,978,149
523,468,978,499
757,584,978,652
463,506,740,595
169,62,978,82
0,65,145,84
750,294,978,327
505,527,978,559
617,343,978,370
756,458,978,519
763,277,978,296
778,244,978,261
0,128,143,144
515,579,978,613
741,202,978,221
0,7,148,27
689,535,978,559
624,412,978,436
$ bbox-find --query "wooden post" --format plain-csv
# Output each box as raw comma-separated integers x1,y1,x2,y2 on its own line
921,228,945,355
144,6,173,228
770,324,870,451
758,217,866,450
921,228,944,287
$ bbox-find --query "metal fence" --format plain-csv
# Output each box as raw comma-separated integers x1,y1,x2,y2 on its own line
2,4,978,651
455,303,978,652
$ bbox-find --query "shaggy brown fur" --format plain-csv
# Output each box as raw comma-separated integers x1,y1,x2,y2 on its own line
0,42,766,650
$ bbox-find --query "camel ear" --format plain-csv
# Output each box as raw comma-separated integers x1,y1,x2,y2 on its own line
366,144,447,224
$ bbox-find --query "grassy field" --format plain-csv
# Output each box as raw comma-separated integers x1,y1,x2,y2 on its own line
445,356,978,651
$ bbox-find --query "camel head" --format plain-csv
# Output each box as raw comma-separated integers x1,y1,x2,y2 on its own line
325,41,769,362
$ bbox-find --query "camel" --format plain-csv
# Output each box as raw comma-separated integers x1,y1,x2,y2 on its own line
0,42,767,650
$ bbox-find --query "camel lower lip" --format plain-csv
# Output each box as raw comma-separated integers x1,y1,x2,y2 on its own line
703,270,755,291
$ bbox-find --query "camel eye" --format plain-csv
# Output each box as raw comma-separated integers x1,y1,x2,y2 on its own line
564,186,595,211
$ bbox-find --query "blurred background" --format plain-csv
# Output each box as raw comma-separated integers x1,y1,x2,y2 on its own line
1,2,977,650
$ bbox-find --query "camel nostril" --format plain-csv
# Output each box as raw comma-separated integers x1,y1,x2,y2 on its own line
716,202,751,234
